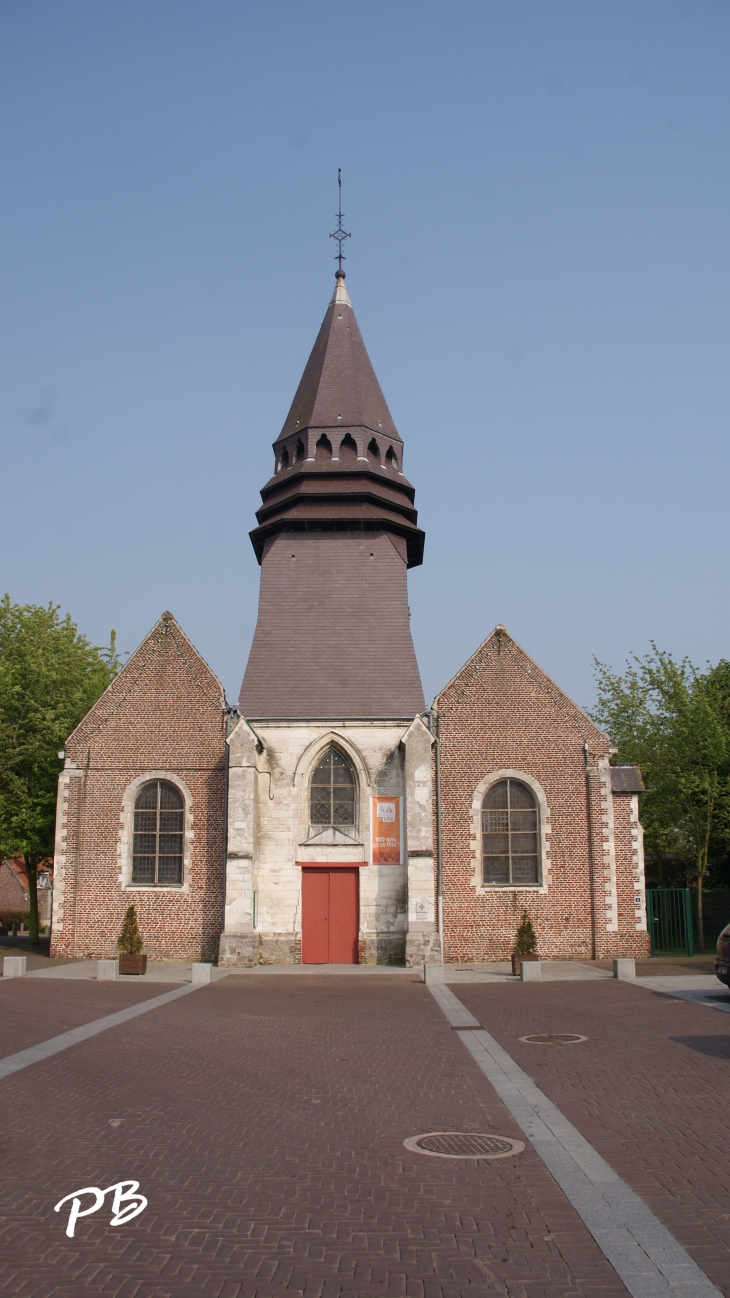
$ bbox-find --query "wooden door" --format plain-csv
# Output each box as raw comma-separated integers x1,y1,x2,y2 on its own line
301,868,359,964
328,869,359,963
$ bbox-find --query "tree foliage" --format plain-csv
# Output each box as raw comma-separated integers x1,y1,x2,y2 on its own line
591,646,730,951
0,596,121,942
513,910,538,955
117,904,144,955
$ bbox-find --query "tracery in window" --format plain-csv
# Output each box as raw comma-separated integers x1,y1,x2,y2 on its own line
132,780,184,886
310,747,356,830
482,779,539,886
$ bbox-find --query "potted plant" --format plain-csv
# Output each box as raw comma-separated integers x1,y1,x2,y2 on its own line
117,904,147,975
511,910,538,976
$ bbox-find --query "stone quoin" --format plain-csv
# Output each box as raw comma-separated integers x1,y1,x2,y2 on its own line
50,269,649,966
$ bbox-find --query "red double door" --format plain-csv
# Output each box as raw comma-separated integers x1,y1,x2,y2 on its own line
301,867,359,964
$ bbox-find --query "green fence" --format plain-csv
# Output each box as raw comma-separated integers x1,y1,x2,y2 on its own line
646,888,694,956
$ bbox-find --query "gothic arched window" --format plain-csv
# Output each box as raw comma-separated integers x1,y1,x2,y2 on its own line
310,747,356,830
132,780,185,886
482,779,539,886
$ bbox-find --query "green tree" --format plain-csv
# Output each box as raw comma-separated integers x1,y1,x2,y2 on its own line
117,904,144,955
513,910,538,955
0,596,121,943
592,647,730,952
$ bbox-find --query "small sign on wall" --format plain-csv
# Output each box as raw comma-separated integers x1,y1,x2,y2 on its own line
371,796,402,865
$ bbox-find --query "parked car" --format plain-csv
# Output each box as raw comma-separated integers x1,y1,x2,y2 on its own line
715,922,730,987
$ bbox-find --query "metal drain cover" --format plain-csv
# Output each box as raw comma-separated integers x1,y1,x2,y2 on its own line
403,1132,524,1159
519,1033,587,1045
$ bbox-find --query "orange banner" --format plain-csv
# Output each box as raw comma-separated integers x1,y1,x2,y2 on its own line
371,796,402,865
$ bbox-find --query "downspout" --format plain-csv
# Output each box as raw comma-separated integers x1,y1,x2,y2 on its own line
583,741,598,961
428,707,444,960
220,706,237,949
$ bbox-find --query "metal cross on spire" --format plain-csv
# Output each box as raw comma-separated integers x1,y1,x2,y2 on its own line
329,168,351,274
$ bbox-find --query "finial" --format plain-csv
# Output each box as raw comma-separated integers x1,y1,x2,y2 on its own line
329,168,351,276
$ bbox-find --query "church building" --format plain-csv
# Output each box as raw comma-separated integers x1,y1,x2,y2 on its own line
50,265,649,967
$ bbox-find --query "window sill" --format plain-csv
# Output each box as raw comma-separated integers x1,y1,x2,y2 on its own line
478,883,546,893
125,884,185,891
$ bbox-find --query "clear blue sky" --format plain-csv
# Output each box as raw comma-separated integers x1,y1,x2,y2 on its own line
1,1,729,710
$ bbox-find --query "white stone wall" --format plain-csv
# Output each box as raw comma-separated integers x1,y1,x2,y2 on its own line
219,717,435,965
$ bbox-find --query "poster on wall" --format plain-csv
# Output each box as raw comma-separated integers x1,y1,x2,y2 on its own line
371,796,402,865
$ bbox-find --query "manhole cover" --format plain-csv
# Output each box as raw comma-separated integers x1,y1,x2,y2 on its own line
403,1132,524,1159
519,1033,588,1045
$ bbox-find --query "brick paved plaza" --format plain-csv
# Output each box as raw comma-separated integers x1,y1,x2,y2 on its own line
1,970,728,1298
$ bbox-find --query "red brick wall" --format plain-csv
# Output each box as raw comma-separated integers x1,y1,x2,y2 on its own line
0,862,28,911
435,628,649,963
51,613,227,962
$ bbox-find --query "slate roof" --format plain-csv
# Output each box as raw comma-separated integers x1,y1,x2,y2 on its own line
610,765,645,793
277,274,401,443
249,274,425,570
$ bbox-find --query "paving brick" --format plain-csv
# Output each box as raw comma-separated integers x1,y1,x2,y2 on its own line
0,976,633,1297
454,979,730,1296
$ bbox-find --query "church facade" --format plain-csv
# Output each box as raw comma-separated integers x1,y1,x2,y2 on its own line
50,270,649,966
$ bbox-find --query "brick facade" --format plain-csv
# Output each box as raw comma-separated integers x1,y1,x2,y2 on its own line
50,612,227,962
434,626,649,964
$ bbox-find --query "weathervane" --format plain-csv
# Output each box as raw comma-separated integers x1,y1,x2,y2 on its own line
329,168,351,275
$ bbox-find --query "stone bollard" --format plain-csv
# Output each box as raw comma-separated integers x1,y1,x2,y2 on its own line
613,958,636,980
521,959,541,982
97,959,118,981
3,955,27,978
191,962,213,984
423,961,445,985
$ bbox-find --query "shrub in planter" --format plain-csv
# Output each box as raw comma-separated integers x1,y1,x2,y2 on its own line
511,910,538,976
117,904,147,975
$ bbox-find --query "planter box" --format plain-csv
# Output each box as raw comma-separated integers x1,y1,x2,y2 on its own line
512,953,539,977
119,953,147,976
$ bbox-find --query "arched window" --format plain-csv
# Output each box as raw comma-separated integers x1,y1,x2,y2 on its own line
277,446,289,472
132,780,184,886
385,446,398,470
339,433,357,464
367,438,380,465
315,434,332,462
310,747,356,830
482,779,539,886
294,438,305,462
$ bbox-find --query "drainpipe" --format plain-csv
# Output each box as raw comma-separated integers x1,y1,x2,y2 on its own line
583,741,598,962
220,706,238,945
428,707,444,960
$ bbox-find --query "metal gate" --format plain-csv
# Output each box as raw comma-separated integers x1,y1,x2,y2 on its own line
646,888,694,956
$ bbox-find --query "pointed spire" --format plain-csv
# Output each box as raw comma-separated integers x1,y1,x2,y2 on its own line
276,274,400,443
330,269,352,308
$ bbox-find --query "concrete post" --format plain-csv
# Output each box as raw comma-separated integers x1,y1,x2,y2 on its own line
423,961,445,985
97,960,118,980
191,962,213,984
3,955,27,978
521,960,541,982
613,957,636,980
